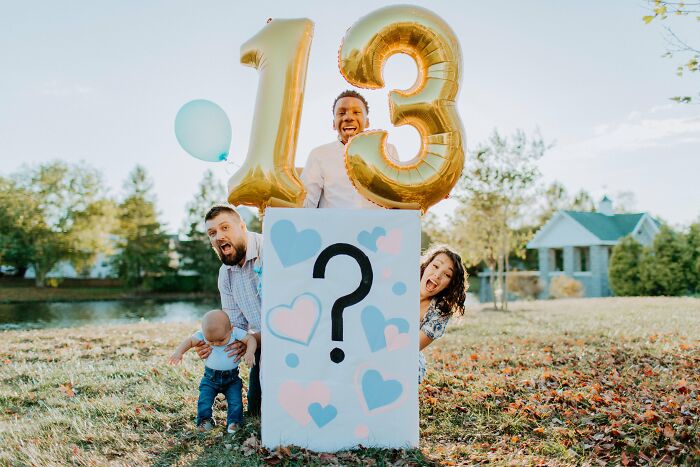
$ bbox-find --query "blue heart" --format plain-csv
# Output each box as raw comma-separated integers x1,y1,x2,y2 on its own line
270,220,321,267
361,306,410,352
357,227,386,252
361,370,403,410
308,402,337,428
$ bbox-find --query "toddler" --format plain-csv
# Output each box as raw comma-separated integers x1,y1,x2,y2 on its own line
169,309,256,433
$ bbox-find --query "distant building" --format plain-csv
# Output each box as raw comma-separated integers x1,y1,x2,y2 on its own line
526,196,660,298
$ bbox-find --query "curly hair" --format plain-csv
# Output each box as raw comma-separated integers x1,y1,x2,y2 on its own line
420,245,468,317
332,90,369,115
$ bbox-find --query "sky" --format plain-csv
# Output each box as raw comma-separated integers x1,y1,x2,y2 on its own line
1,0,698,232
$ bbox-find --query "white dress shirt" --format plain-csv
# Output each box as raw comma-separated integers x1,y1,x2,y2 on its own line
301,139,398,209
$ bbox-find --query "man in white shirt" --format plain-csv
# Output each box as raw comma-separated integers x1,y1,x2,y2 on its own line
301,90,398,209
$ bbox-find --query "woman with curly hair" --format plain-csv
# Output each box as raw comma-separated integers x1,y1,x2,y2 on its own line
418,245,468,383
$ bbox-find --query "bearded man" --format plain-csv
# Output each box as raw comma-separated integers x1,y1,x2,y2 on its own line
195,204,262,416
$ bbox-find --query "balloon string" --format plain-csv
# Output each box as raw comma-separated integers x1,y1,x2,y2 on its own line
224,159,242,176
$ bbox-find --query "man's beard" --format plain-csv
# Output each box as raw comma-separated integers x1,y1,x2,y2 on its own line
217,243,247,266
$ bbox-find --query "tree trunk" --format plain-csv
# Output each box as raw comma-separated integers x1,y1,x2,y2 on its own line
504,251,510,311
34,266,46,288
496,253,504,311
488,262,497,310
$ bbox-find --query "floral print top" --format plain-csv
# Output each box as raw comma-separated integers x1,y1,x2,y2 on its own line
418,299,451,383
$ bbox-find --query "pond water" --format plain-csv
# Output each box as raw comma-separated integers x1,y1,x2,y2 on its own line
0,299,219,331
1,294,481,331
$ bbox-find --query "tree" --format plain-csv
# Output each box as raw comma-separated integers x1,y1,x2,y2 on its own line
111,166,171,287
683,222,700,293
639,225,688,296
537,182,596,226
178,170,227,291
0,162,112,286
446,129,547,310
643,0,699,103
609,236,644,296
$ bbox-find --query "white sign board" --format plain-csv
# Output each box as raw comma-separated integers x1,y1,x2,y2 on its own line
261,208,420,452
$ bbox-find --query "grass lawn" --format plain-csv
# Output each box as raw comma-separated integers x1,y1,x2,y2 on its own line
1,297,698,465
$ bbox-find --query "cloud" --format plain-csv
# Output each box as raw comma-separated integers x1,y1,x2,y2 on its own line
557,105,700,160
39,80,95,97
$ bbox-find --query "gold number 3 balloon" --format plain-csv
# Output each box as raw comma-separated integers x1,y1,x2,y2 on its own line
339,5,464,212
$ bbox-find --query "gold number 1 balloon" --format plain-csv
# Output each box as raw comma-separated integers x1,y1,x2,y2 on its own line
227,18,313,212
339,5,465,212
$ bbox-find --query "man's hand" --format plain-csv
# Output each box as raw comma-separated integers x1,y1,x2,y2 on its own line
243,351,256,368
194,340,212,360
225,340,247,362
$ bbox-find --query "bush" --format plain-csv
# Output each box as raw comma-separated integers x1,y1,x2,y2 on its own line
507,273,542,300
609,236,644,296
639,226,688,296
143,274,202,293
548,275,583,299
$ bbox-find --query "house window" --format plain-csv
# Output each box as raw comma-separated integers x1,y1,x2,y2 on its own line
550,248,564,271
575,247,590,272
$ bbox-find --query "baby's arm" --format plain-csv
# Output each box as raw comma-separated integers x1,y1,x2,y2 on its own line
239,334,258,367
168,335,199,365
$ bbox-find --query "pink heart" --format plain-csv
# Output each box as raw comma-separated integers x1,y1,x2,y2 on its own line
354,424,369,438
268,294,320,345
278,381,331,426
376,229,402,255
384,324,410,352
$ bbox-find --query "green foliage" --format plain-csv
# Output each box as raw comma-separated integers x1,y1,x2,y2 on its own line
110,166,171,287
446,129,548,310
142,274,201,293
609,236,644,296
643,0,699,103
177,170,227,292
639,226,689,296
682,222,700,292
611,224,700,297
0,162,112,286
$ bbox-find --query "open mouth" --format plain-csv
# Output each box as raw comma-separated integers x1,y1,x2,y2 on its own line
219,242,233,255
342,125,357,133
425,278,438,293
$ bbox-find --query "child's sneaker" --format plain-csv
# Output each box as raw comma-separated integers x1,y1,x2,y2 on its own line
227,423,239,434
197,418,215,432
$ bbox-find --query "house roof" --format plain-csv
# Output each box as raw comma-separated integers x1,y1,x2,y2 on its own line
562,211,645,241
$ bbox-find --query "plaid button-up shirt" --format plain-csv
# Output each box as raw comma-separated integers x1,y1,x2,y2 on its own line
218,231,262,333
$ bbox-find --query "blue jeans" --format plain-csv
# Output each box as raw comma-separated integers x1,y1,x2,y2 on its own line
197,367,243,427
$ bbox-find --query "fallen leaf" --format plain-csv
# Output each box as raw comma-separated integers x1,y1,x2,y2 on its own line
59,382,75,398
643,409,658,422
676,380,688,394
663,424,674,439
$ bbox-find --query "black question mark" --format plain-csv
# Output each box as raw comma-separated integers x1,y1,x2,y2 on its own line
313,243,373,363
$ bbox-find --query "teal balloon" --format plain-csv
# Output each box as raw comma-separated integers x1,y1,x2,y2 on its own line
174,99,231,162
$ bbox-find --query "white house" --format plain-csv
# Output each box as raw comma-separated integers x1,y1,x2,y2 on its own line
526,196,660,298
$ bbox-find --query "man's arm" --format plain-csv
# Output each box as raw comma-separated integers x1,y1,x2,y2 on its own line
301,150,323,208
